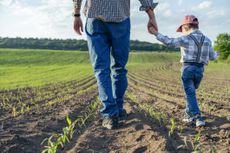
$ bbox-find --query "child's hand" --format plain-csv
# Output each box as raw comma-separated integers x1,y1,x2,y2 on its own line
149,26,158,36
214,51,220,60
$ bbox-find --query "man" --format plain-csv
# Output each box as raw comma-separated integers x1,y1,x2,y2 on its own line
72,0,158,129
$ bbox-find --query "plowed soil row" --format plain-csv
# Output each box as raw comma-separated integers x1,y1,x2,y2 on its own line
0,77,98,153
126,74,229,153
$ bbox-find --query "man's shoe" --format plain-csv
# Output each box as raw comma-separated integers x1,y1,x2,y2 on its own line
102,117,118,130
119,109,128,120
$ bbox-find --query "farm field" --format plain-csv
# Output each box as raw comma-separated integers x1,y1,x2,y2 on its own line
0,49,229,153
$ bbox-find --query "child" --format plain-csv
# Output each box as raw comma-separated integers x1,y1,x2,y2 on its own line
149,15,218,127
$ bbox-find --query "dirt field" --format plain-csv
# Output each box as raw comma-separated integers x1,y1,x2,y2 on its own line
0,53,229,153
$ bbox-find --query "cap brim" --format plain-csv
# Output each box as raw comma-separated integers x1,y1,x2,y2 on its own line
176,25,182,32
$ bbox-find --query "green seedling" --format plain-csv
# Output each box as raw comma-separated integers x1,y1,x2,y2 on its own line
12,107,17,117
41,99,99,153
168,118,177,137
41,135,58,153
192,130,202,152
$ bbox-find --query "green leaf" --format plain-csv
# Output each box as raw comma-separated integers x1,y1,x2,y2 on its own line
66,115,72,126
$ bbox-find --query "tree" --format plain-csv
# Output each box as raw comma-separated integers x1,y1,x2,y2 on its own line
0,37,178,52
214,33,230,60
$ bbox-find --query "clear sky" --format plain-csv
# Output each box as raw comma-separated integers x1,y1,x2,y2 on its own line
0,0,229,43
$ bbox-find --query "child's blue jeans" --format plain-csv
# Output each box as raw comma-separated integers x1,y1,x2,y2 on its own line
181,64,204,116
85,18,130,118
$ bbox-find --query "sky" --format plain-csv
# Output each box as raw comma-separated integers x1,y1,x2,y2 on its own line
0,0,229,43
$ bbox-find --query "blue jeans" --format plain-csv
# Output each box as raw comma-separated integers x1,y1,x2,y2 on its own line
85,18,130,118
181,65,204,116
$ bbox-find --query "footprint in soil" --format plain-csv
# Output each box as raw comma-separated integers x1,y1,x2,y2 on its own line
10,135,31,145
6,135,32,153
134,123,144,131
136,135,145,142
0,122,4,132
133,146,147,153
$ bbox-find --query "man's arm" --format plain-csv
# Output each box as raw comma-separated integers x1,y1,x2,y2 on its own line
146,9,158,32
73,0,83,35
138,0,158,32
73,0,82,13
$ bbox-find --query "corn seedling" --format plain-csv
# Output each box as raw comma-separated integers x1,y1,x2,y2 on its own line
127,92,167,126
168,118,177,137
12,106,17,117
41,135,58,153
192,130,202,152
41,99,100,153
89,100,99,110
20,104,26,114
142,104,167,126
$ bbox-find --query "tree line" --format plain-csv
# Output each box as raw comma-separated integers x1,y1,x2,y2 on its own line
214,33,230,60
1,33,229,60
0,37,178,52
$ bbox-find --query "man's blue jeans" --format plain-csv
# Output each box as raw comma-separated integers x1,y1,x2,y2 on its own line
85,18,130,118
181,65,204,116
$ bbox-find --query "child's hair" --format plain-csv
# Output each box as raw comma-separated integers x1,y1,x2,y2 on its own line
188,24,199,29
183,24,199,31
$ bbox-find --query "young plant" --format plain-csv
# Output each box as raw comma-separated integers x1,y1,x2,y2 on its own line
192,130,202,152
12,106,17,117
41,99,100,153
41,135,58,153
168,118,177,137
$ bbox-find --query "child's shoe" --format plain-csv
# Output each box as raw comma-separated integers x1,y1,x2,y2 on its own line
183,113,205,127
195,117,205,127
182,112,195,123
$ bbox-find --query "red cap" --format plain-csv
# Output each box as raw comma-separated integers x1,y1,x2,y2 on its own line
176,15,199,32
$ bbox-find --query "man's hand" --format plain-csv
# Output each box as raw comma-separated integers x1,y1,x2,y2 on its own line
149,27,158,36
146,9,158,34
148,18,158,35
74,17,83,35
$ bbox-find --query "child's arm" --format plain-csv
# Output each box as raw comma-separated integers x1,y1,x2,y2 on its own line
149,27,187,48
209,47,219,61
205,38,219,61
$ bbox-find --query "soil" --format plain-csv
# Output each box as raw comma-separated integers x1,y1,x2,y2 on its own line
0,88,98,153
0,63,229,153
64,100,171,153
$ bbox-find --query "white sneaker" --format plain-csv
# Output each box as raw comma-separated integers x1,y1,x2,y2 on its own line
182,112,195,123
196,118,205,127
182,116,194,123
183,113,205,127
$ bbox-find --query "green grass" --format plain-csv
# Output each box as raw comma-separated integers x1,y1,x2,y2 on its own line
0,48,229,90
0,65,92,89
0,48,90,66
0,49,92,90
128,52,180,63
227,55,230,64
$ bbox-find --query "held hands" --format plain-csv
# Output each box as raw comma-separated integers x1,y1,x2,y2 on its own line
149,26,158,36
146,9,158,35
74,17,84,35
